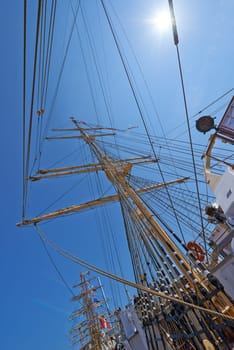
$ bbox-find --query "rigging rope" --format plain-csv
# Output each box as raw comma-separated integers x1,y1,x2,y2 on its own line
100,0,189,250
168,88,234,137
168,0,209,262
29,0,57,174
79,4,113,127
23,0,42,218
41,0,57,110
37,0,56,171
71,4,100,123
37,229,75,297
34,224,234,322
22,0,27,218
94,174,128,307
42,0,81,141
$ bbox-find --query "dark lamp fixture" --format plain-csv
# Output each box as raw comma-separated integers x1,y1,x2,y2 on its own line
196,116,215,134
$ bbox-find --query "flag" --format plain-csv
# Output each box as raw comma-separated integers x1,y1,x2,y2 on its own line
99,316,111,329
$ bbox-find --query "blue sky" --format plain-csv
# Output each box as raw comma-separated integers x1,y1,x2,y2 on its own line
1,1,234,349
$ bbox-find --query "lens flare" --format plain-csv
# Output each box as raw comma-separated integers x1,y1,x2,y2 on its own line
153,10,171,32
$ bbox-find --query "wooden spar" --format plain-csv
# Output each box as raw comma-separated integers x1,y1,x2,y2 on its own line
29,158,159,181
38,161,103,174
29,165,104,181
52,127,118,131
16,177,188,226
45,132,115,140
37,156,154,174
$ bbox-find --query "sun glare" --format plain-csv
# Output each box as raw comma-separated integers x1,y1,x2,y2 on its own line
153,10,171,32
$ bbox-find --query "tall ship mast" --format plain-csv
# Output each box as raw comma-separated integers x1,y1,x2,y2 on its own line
69,271,116,350
17,1,234,349
18,113,234,349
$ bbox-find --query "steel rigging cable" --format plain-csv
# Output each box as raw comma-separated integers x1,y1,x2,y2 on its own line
23,0,42,218
22,0,27,218
100,0,189,249
42,0,81,141
167,0,209,261
37,229,75,297
168,87,234,137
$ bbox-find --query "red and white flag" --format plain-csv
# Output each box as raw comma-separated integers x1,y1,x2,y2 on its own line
99,316,111,329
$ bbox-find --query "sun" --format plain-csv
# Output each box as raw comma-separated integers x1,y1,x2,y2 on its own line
152,10,171,32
